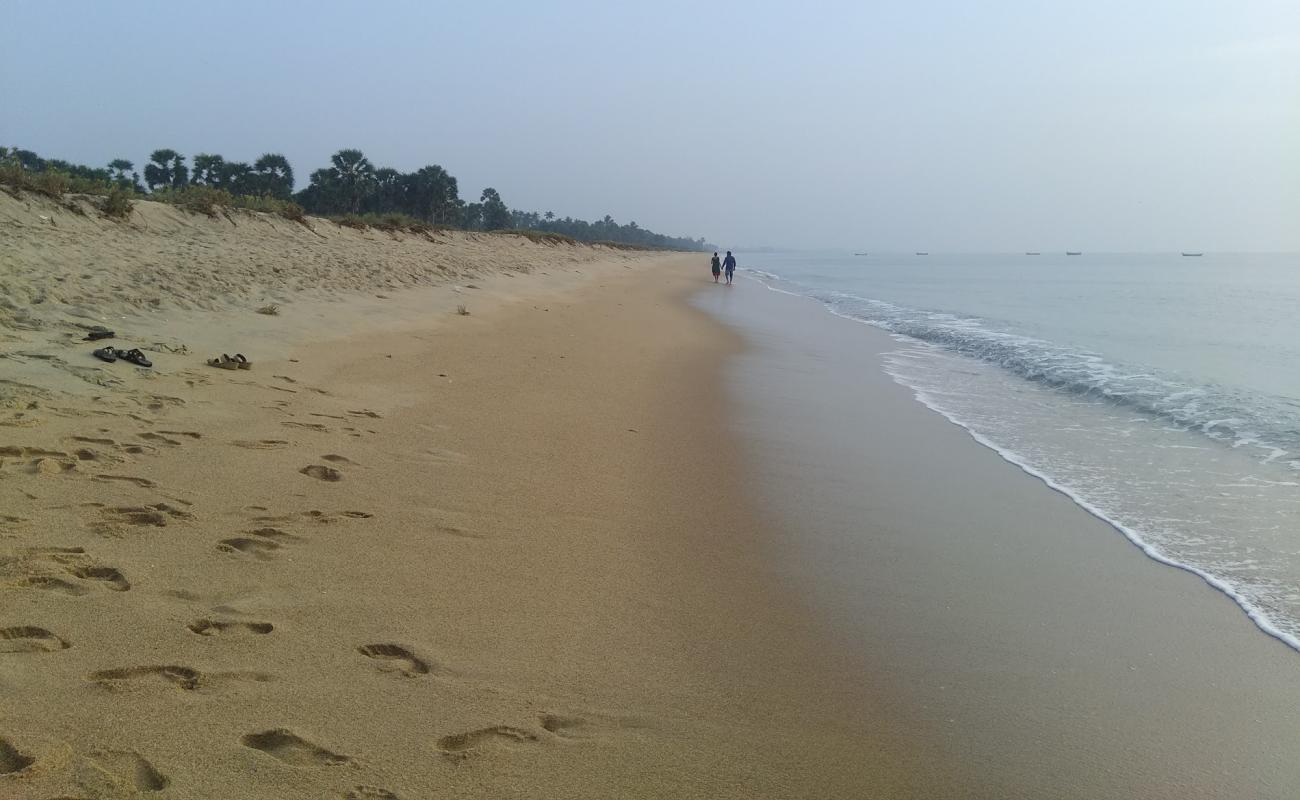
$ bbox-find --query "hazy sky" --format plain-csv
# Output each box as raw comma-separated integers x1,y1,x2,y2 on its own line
2,0,1298,251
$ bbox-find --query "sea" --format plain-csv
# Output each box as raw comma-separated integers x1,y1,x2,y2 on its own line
740,251,1300,650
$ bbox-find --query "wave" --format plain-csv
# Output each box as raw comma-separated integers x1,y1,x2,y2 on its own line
741,267,1300,470
889,362,1300,652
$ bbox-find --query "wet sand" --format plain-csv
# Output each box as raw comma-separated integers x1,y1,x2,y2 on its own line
699,277,1300,799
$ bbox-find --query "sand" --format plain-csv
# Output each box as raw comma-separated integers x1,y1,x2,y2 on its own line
0,193,892,798
14,188,1295,799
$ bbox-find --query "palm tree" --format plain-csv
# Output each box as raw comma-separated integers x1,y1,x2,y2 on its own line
253,153,294,198
330,149,375,213
144,149,187,191
220,161,254,195
191,153,226,186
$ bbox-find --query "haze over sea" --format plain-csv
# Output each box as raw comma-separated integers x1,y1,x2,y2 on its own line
743,251,1300,647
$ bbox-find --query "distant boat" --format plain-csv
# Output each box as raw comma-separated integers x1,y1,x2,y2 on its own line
915,252,928,256
853,252,869,256
1181,252,1203,257
1066,251,1082,256
1025,252,1040,255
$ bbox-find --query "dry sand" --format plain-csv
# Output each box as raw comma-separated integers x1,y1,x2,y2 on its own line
0,193,893,798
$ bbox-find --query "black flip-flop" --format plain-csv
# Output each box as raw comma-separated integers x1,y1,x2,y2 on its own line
93,346,118,363
119,348,152,368
232,353,252,369
84,328,115,341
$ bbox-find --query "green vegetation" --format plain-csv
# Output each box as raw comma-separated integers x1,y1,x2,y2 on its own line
0,146,712,250
150,185,232,217
100,186,134,219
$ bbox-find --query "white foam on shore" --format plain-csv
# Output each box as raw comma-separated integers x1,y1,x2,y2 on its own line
741,268,1300,654
885,360,1300,654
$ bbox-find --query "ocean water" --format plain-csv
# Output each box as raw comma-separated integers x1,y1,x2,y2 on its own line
740,252,1300,649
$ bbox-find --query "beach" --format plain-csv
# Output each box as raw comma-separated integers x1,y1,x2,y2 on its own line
5,191,1300,799
0,193,896,798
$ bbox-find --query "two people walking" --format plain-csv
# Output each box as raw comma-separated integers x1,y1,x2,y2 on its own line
710,251,737,285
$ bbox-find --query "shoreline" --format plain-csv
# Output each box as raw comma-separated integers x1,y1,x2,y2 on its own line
698,275,1300,798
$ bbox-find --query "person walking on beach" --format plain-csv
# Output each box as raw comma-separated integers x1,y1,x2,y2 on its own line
710,252,722,283
723,250,737,285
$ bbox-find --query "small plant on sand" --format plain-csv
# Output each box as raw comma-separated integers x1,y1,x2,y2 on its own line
279,202,307,225
100,186,134,220
501,229,578,246
456,304,470,316
30,170,70,198
256,303,280,316
153,185,233,217
335,214,368,230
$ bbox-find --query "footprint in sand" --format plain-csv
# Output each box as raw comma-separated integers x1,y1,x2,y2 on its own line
0,445,67,459
321,454,356,466
188,619,274,636
0,737,34,775
69,436,117,447
357,644,432,677
90,665,272,691
283,421,329,433
232,439,289,450
11,548,132,594
0,626,70,653
300,464,343,481
90,665,201,691
76,749,168,793
95,503,191,529
218,537,280,559
241,729,351,766
436,726,538,759
92,474,156,489
68,565,131,592
137,432,182,447
219,527,298,559
346,787,400,800
300,509,373,524
158,430,201,440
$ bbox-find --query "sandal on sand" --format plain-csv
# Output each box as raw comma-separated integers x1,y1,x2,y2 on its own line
84,327,115,341
93,346,118,363
233,353,252,369
119,348,152,368
208,354,240,370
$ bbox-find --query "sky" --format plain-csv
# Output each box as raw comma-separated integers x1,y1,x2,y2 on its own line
2,0,1298,251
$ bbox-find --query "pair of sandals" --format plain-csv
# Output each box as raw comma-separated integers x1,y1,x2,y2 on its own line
208,353,252,370
93,346,152,367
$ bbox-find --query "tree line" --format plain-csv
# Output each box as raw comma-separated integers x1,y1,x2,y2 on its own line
1,146,711,251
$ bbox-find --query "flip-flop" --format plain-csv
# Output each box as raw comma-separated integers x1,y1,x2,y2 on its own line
119,348,152,368
232,353,252,370
208,354,240,370
84,327,115,341
93,346,118,363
